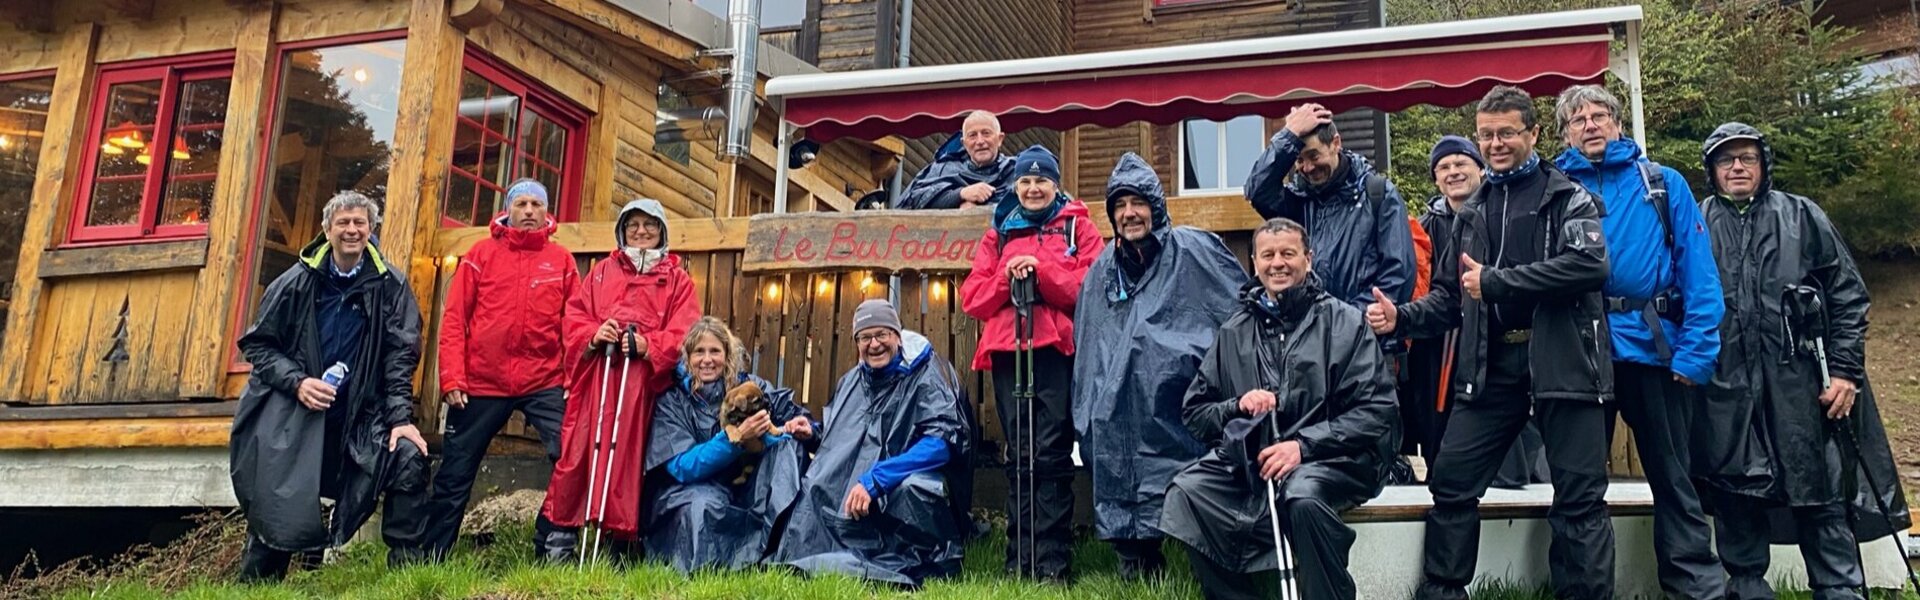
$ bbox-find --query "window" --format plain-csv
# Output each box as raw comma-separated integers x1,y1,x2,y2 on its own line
1179,115,1265,194
654,82,695,167
0,72,54,349
71,56,233,243
442,51,588,228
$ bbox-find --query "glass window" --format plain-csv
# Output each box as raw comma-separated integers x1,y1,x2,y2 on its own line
442,51,587,228
1180,115,1265,194
71,59,233,243
0,74,54,350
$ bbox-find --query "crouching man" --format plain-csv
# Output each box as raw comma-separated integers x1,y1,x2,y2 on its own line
1159,218,1399,600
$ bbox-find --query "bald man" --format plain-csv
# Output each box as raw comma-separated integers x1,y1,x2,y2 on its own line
896,110,1016,210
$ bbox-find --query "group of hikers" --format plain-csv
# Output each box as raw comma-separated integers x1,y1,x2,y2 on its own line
227,81,1911,600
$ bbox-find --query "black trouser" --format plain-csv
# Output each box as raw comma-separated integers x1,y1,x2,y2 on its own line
1111,538,1164,575
240,459,432,579
1183,494,1359,600
1417,340,1614,600
1711,494,1865,600
418,387,567,559
991,347,1075,578
1605,362,1726,599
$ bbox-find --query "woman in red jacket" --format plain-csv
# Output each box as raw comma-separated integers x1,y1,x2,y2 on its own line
960,145,1103,581
539,199,701,562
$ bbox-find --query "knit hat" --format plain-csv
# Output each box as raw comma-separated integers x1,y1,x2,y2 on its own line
1011,145,1061,184
505,178,549,207
1428,135,1485,173
851,299,902,335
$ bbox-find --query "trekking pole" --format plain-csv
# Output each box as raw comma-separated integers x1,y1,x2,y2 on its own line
1010,272,1039,579
1265,408,1301,600
1833,417,1920,594
578,338,617,568
589,325,640,565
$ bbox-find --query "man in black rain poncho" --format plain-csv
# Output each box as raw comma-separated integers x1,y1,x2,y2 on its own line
229,191,430,580
1073,152,1245,579
1159,218,1398,600
1695,122,1911,600
641,316,813,573
893,110,1015,209
772,299,969,586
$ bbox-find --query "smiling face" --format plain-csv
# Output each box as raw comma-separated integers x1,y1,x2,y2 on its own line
1432,154,1484,205
1112,194,1154,242
1711,139,1764,200
1294,134,1342,186
1016,175,1056,212
1561,101,1621,161
961,112,1004,167
509,194,548,231
1475,110,1538,173
1252,227,1311,297
687,332,728,384
623,213,662,250
326,206,372,265
855,327,899,369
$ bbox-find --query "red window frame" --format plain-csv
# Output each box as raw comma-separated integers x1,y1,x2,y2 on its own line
68,53,235,245
442,49,589,228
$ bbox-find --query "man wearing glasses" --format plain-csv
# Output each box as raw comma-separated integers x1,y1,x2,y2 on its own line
1365,85,1617,600
1552,85,1727,599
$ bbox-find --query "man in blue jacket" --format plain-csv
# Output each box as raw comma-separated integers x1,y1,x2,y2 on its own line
1244,103,1416,354
1552,84,1726,600
894,110,1015,210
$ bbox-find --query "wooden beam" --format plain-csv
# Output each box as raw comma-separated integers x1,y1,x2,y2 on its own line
1,0,54,34
579,79,625,223
434,217,749,257
449,0,506,31
521,0,717,72
104,0,156,21
384,0,467,337
749,129,852,211
0,417,231,450
179,2,277,398
38,240,210,279
0,401,238,421
0,24,97,402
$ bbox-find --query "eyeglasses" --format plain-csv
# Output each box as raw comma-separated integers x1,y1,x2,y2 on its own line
1713,153,1763,169
624,220,663,233
1473,129,1527,143
1566,112,1613,129
855,331,895,345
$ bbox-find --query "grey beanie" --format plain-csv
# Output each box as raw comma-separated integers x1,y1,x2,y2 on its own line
851,299,902,335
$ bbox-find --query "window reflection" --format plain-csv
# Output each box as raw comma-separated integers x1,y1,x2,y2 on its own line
442,56,583,228
1181,115,1265,193
0,75,54,350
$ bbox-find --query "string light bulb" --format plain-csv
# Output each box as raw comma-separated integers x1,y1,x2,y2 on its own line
815,279,833,296
765,282,781,301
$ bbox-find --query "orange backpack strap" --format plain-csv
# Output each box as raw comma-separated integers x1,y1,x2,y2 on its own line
1407,215,1433,300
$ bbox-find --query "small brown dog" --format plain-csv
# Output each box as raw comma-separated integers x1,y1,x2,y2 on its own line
721,380,784,485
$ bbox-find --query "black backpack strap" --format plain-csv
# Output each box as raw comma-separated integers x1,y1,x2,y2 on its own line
1364,173,1389,211
1639,161,1674,252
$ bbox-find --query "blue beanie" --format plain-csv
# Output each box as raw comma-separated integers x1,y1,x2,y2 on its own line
505,178,550,207
1011,145,1061,184
1428,135,1485,173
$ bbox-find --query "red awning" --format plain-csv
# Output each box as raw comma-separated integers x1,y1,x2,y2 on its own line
767,7,1640,142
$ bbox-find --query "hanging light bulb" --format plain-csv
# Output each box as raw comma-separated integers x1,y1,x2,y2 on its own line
0,135,10,149
765,282,781,301
110,122,145,149
815,279,833,296
859,275,874,290
102,142,124,155
929,281,946,300
352,67,369,83
170,136,190,161
135,151,152,165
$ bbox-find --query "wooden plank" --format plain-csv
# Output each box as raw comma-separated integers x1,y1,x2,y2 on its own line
1,24,97,402
93,0,238,64
896,274,926,339
76,277,143,404
70,276,133,405
462,13,600,109
273,0,410,43
435,217,749,257
384,0,466,352
803,272,836,410
685,252,713,311
0,401,237,421
134,273,197,401
0,417,232,450
179,1,278,398
740,209,989,273
579,76,625,223
779,273,812,399
37,240,210,279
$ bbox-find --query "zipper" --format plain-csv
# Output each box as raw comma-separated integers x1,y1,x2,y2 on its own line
1588,319,1604,403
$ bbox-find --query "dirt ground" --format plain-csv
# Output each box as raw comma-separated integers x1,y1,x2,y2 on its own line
1860,258,1920,508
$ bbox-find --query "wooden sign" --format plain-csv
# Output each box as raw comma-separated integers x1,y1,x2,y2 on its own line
742,208,994,273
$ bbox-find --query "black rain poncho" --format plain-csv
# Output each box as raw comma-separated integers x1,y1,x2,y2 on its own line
1074,153,1246,541
771,331,969,586
640,370,812,573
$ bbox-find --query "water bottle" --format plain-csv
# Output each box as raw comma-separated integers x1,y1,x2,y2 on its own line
322,362,349,388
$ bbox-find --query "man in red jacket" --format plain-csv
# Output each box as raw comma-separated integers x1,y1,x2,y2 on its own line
960,145,1103,581
420,179,577,561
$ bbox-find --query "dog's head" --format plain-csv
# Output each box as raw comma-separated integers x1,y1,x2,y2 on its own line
722,380,768,426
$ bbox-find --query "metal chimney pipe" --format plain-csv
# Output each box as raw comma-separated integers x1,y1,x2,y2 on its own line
719,0,761,163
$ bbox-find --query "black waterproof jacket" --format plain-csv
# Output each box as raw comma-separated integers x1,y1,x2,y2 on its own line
1397,163,1615,404
229,237,426,552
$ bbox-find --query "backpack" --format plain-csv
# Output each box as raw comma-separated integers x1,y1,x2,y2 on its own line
1639,161,1674,252
1362,173,1432,299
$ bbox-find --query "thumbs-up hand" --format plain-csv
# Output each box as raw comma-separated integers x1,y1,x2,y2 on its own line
1460,254,1484,301
1365,286,1397,335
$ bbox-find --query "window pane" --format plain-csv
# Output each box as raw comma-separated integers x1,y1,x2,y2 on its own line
1222,115,1264,189
655,83,693,166
459,72,517,139
0,76,55,349
444,173,477,227
93,81,161,180
85,180,144,227
521,111,565,170
246,38,405,330
158,77,231,226
1182,119,1221,191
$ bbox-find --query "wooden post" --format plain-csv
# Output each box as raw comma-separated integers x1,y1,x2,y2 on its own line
579,78,624,222
383,0,465,337
0,24,98,401
179,2,278,398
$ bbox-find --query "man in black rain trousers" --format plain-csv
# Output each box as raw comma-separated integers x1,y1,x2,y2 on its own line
1694,122,1912,600
1368,85,1617,600
1158,218,1398,600
1073,153,1245,579
229,191,430,581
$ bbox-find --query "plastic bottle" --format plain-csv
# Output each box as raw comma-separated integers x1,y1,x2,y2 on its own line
322,362,349,388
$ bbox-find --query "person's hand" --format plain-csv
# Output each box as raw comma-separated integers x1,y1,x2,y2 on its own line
297,378,336,411
444,390,469,409
960,182,995,205
1284,103,1335,138
843,483,874,519
1365,286,1398,335
1005,255,1039,280
1672,373,1696,387
1258,440,1303,481
784,416,815,440
623,331,648,358
593,319,620,347
389,424,428,456
1461,254,1484,301
729,411,773,443
1820,377,1858,420
1238,389,1277,416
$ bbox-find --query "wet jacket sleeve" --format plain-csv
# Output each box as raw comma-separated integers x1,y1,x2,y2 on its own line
961,229,1012,321
897,162,966,210
1397,225,1463,339
1033,215,1105,312
1803,200,1870,383
1294,318,1398,462
437,251,481,394
667,432,744,483
238,272,310,396
563,265,605,376
1662,170,1725,384
1244,130,1304,220
859,437,950,496
1481,193,1610,301
378,277,424,427
1181,335,1241,445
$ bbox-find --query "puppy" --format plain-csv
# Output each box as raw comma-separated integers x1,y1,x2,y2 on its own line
721,380,784,485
